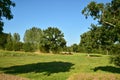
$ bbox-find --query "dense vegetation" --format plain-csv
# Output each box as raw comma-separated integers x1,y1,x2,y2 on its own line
81,0,120,66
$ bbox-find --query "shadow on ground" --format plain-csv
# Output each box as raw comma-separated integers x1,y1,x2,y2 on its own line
89,54,102,57
0,61,74,76
93,66,120,74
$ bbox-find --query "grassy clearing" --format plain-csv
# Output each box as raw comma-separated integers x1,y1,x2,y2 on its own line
0,51,120,80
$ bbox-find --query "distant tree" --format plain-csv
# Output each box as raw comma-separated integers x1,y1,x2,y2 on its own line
23,42,34,52
0,33,8,49
13,33,20,42
5,33,13,50
71,44,79,53
0,0,15,33
40,27,66,53
24,27,43,51
12,33,21,51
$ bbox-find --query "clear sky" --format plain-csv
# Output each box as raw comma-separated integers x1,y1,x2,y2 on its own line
3,0,111,46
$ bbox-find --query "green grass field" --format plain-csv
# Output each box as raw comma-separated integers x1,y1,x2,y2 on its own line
0,51,120,80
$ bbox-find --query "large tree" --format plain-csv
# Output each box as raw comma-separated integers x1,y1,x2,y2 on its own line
82,0,120,66
40,27,66,53
82,0,120,54
24,27,43,51
0,0,15,33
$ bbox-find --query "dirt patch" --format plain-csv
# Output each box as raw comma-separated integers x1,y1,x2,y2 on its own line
68,73,120,80
0,73,29,80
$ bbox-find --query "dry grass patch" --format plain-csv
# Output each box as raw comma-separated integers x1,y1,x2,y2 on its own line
68,73,120,80
0,73,29,80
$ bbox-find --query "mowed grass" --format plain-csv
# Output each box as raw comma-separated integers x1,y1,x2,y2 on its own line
0,51,120,80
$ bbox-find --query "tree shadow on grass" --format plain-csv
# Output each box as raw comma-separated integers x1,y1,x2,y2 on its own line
93,66,120,74
0,61,74,76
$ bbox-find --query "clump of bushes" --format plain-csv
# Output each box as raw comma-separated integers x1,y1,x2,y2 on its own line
110,55,120,67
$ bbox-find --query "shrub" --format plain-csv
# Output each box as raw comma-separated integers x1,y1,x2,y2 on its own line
110,55,120,67
23,43,34,52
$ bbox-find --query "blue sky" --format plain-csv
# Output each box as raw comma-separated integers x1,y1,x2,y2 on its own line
3,0,111,46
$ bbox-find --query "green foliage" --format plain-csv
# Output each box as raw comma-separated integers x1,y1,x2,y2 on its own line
5,42,13,51
5,33,13,51
81,0,120,55
12,33,21,51
69,44,79,53
82,0,120,67
24,27,43,50
0,0,15,33
13,42,23,51
5,33,22,51
110,55,120,67
23,43,34,52
0,33,8,49
80,31,93,53
40,27,66,53
109,44,120,67
13,33,20,42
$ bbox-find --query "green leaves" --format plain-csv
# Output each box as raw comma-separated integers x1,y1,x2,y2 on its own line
0,0,15,33
24,27,43,50
40,27,66,53
23,27,66,53
81,0,120,55
82,1,104,20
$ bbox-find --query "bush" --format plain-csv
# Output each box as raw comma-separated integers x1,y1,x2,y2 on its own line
110,55,120,67
5,42,13,51
23,43,34,52
13,42,23,51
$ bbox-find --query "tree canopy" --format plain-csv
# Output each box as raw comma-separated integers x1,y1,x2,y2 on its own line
40,27,66,53
24,27,43,50
0,0,15,33
81,0,120,54
82,0,120,66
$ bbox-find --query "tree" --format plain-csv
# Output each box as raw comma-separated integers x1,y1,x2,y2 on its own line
70,44,79,53
82,0,120,66
13,33,20,42
5,33,13,51
12,33,21,51
80,31,93,56
40,27,66,53
0,0,15,33
24,27,43,51
82,0,120,54
0,33,8,49
23,42,34,52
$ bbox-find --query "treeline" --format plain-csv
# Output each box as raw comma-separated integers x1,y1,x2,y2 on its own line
0,27,67,53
